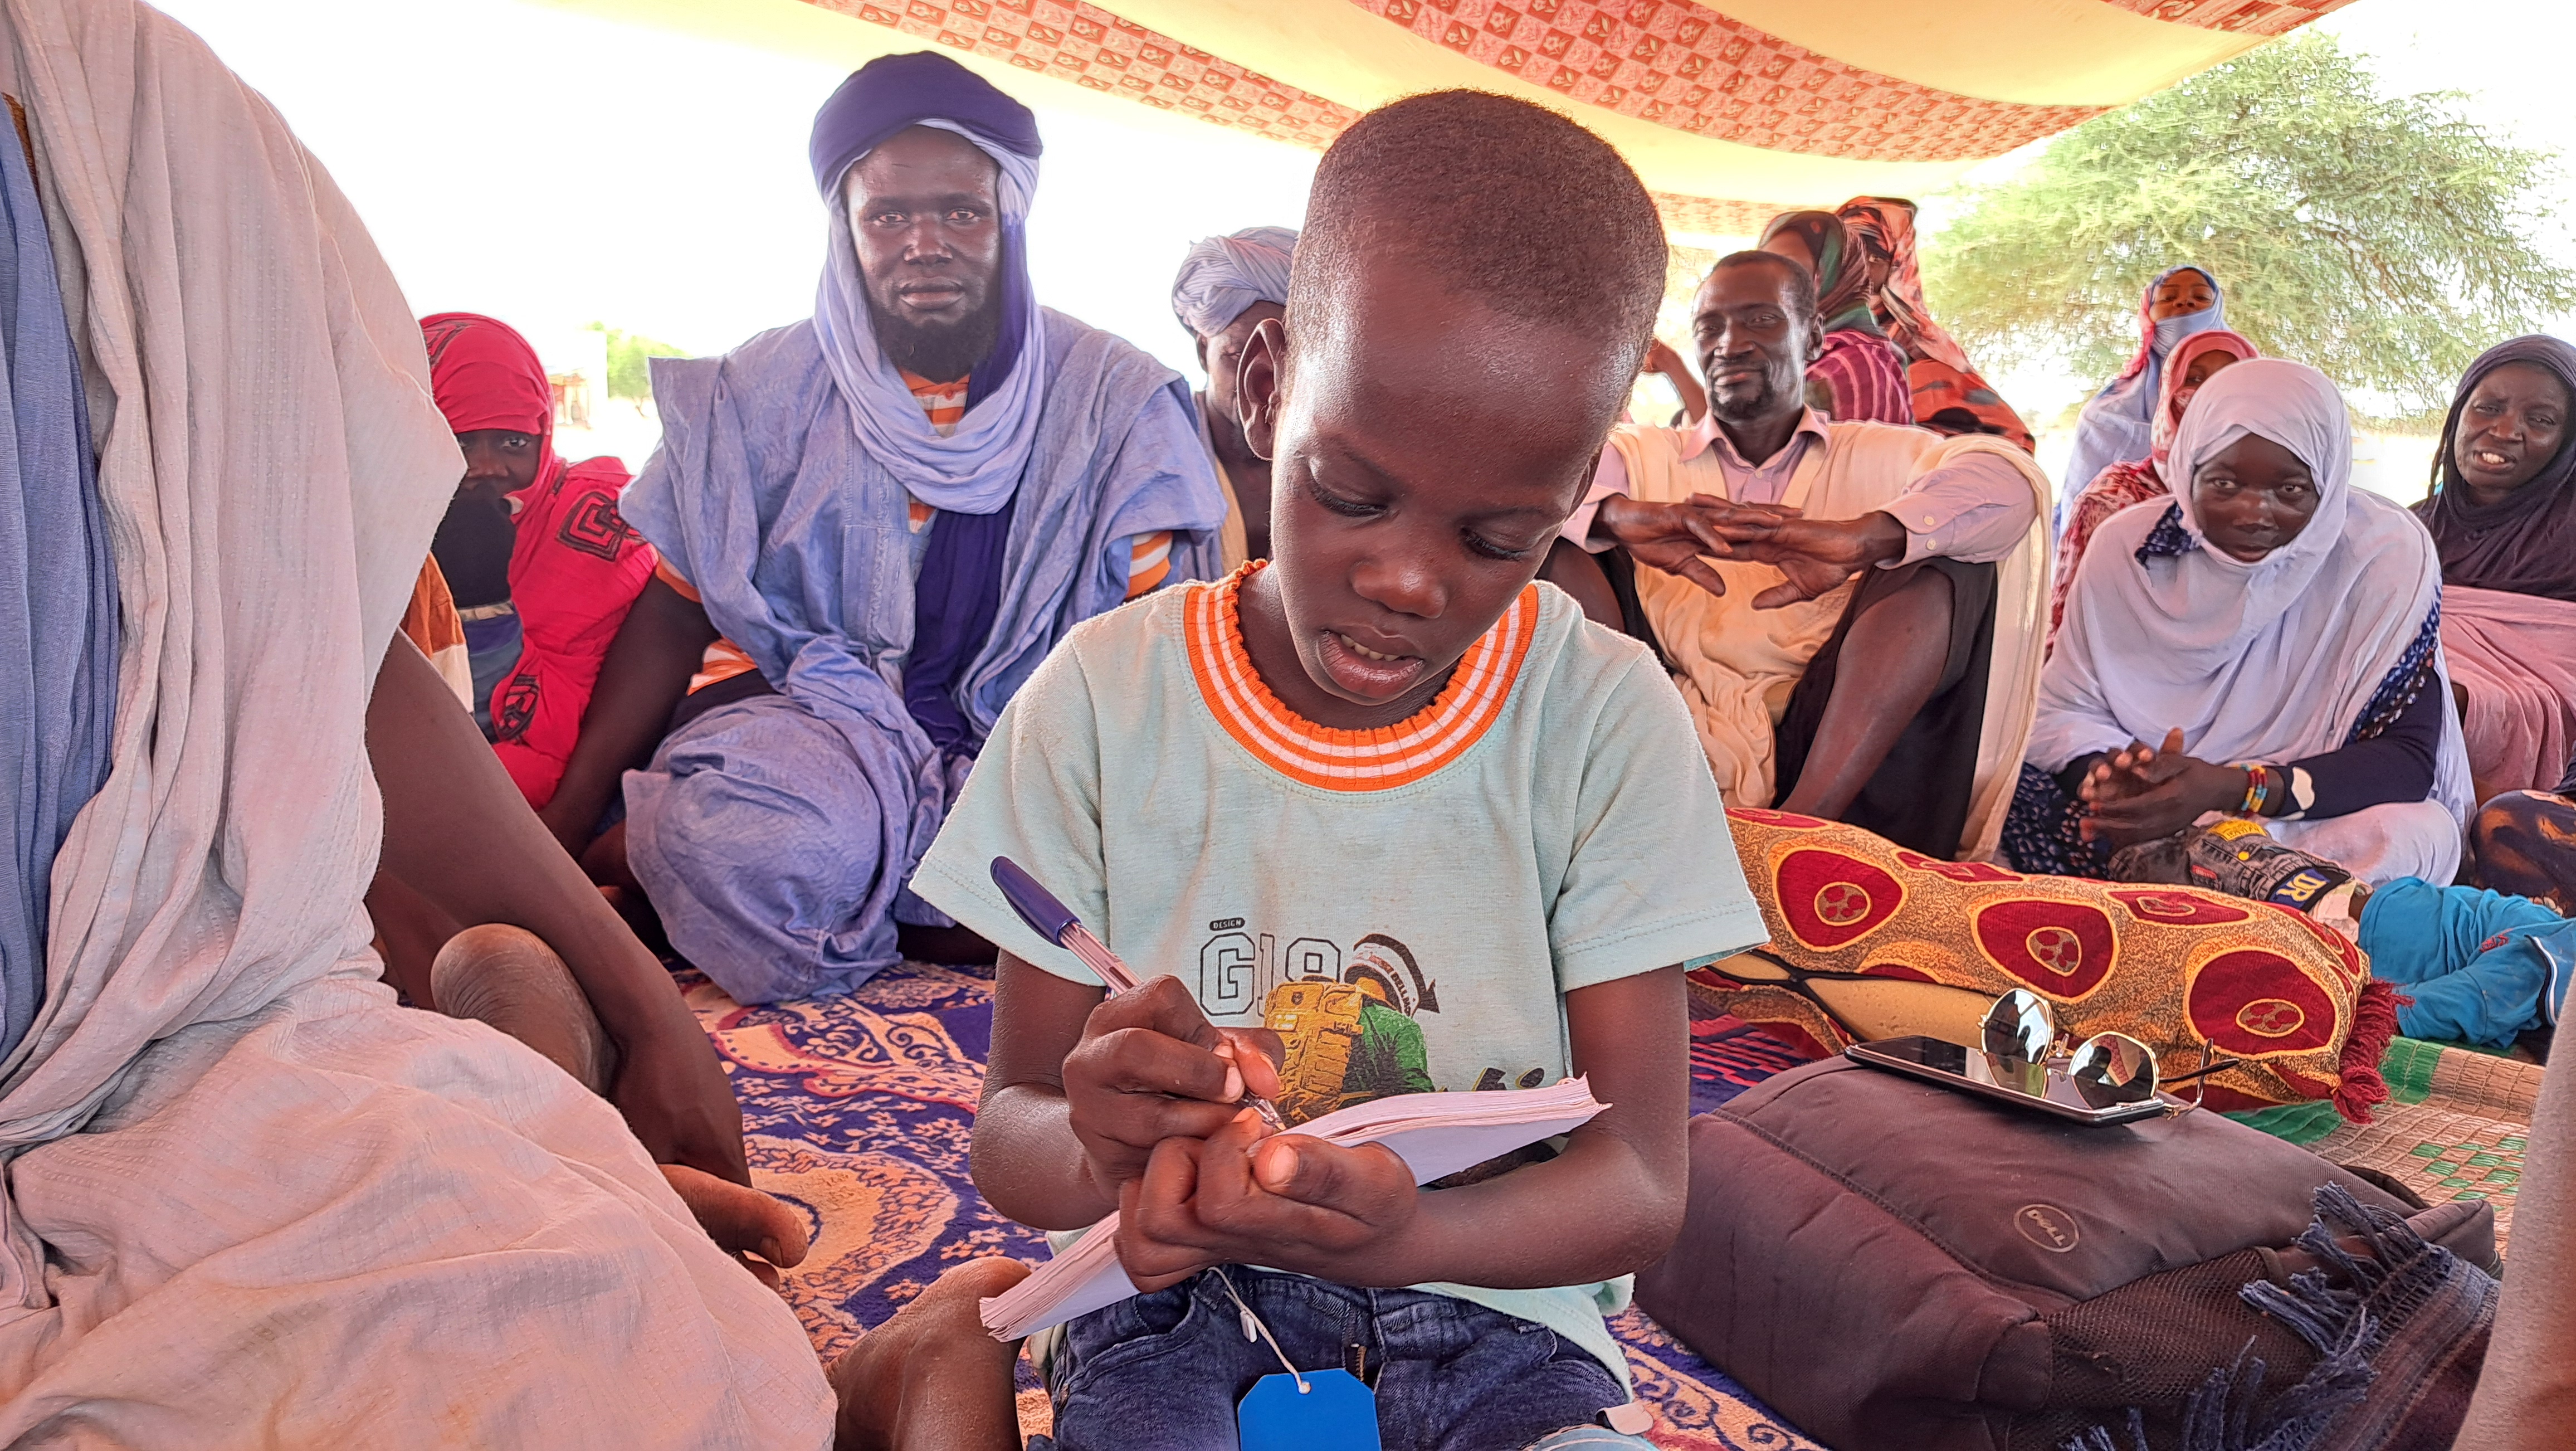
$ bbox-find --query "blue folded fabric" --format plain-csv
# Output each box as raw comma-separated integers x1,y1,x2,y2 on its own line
0,119,117,1061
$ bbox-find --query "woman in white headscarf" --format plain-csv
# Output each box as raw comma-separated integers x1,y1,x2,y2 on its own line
2058,265,2224,522
2003,358,2470,887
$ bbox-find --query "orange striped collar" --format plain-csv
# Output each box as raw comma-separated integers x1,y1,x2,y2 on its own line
900,369,969,437
1184,562,1539,792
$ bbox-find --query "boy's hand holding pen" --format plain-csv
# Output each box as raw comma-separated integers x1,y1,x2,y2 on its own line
1057,977,1289,1190
1115,1101,1422,1293
994,859,1292,1170
993,858,1424,1287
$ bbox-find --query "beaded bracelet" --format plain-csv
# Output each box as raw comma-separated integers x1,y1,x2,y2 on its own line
2239,763,2272,817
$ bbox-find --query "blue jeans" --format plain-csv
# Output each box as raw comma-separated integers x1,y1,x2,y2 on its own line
1031,1268,1648,1451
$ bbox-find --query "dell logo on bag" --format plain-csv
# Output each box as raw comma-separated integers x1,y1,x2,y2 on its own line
2014,1204,2082,1254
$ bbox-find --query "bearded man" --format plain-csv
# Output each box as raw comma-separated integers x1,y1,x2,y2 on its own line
1546,250,2050,860
547,52,1226,1002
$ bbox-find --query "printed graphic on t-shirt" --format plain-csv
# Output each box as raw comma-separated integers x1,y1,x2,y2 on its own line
1199,923,1548,1125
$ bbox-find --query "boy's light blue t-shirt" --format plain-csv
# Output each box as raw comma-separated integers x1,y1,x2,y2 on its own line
912,573,1765,1386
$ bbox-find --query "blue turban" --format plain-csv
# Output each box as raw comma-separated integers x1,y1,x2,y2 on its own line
1170,226,1299,340
809,51,1047,516
809,51,1042,200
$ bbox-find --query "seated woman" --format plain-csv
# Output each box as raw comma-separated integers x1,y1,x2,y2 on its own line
2003,359,2472,887
2047,328,2257,648
2058,266,2224,523
1755,210,1914,425
1835,196,2032,449
2415,336,2576,800
419,312,658,810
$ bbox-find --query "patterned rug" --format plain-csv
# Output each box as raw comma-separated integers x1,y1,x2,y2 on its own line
2229,1036,2543,1255
685,960,1825,1449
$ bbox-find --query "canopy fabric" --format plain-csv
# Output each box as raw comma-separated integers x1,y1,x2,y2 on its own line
553,0,2352,238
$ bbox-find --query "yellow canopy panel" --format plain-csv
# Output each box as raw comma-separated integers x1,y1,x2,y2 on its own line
546,0,2353,238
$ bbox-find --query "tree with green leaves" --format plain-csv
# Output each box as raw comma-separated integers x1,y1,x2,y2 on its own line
1924,33,2576,424
586,322,686,402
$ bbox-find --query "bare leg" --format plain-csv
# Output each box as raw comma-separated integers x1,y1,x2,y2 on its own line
431,923,617,1094
2457,1031,2576,1447
366,868,465,1006
1777,568,1953,821
437,936,818,1284
830,1257,1033,1451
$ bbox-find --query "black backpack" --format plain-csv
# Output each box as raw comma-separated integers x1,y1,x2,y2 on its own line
1635,1058,2499,1451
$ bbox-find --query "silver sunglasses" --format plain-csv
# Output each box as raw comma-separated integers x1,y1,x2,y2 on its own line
1980,989,2245,1116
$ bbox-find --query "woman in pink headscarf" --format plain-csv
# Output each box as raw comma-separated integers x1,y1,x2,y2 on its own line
2046,327,2258,650
419,311,657,809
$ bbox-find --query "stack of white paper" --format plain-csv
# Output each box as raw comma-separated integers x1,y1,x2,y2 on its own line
978,1077,1608,1340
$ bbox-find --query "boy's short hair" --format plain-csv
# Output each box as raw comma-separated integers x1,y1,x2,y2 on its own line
1291,91,1666,381
1712,249,1819,330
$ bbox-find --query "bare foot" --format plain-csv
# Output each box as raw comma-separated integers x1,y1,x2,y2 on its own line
431,923,616,1093
658,1164,809,1288
830,1257,1031,1451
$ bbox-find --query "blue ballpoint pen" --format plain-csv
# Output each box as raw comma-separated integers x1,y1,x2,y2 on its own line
991,856,1289,1134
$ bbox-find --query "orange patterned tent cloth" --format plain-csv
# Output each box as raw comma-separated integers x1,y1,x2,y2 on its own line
1695,807,2398,1118
572,0,2363,237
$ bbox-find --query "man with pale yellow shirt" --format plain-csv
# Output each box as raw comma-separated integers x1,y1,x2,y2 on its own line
1545,250,2049,860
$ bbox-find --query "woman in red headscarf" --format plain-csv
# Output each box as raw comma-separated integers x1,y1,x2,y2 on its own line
419,312,656,809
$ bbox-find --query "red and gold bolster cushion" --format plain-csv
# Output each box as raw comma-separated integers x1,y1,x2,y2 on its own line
1695,808,2398,1120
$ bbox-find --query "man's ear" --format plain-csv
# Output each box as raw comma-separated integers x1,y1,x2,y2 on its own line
1193,333,1209,373
1801,320,1823,367
1238,317,1286,462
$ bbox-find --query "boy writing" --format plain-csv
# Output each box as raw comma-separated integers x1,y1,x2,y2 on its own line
914,90,1765,1449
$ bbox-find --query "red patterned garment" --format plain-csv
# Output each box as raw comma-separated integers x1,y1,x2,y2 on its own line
419,313,656,809
1759,210,1915,426
1807,328,1916,426
489,456,651,807
2046,459,2170,648
1692,807,2397,1117
1835,197,2033,448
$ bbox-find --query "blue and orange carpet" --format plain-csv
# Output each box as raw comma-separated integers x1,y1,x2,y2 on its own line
686,959,1825,1448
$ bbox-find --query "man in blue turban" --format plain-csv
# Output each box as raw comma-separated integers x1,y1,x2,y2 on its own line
1170,225,1295,566
541,52,1226,1003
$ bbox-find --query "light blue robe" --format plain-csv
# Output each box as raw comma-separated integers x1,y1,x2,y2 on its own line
0,114,114,1061
621,309,1223,1002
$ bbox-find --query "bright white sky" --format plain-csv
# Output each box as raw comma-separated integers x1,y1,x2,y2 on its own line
150,0,1320,377
146,0,2576,483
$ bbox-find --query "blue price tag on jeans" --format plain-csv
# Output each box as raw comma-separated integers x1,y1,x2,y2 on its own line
1238,1368,1380,1450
